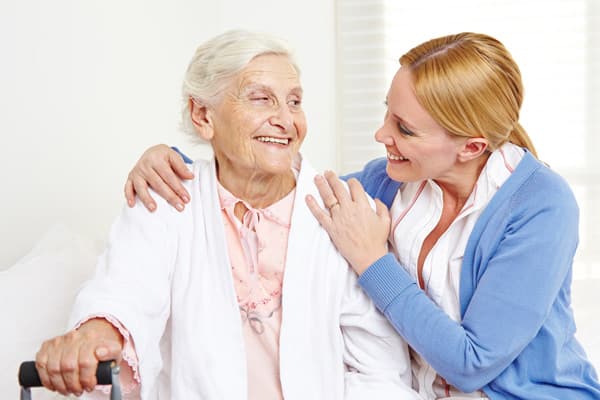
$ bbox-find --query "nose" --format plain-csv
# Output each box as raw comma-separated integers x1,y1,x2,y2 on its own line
374,121,395,146
269,104,294,131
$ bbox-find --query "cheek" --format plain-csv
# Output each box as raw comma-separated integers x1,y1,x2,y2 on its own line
232,114,270,142
294,114,307,138
426,144,458,167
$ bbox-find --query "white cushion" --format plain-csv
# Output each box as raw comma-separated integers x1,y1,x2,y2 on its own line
0,224,102,399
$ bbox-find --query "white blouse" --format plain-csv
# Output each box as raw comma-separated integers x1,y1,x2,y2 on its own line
389,143,525,399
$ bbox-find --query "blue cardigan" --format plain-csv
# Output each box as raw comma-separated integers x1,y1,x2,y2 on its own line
348,153,600,399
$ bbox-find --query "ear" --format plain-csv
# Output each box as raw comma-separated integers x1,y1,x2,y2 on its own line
190,98,215,141
458,137,489,162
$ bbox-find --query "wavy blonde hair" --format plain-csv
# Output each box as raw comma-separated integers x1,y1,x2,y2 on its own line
400,32,537,157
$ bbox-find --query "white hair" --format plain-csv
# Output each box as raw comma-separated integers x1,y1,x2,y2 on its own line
180,29,300,137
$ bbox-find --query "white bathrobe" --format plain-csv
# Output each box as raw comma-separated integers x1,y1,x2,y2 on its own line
70,156,417,399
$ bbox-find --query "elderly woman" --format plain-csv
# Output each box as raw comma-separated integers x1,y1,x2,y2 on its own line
34,30,417,399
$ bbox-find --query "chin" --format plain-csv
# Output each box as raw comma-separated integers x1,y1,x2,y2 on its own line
259,159,294,176
386,162,419,183
386,163,403,182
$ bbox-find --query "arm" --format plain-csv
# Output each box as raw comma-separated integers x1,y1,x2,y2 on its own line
71,196,177,384
309,169,580,392
124,144,194,211
74,314,142,397
359,188,579,391
36,194,178,396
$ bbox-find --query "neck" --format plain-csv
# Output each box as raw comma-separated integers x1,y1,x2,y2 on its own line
434,152,490,212
216,159,297,210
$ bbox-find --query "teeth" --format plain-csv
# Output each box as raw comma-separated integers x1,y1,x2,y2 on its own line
388,152,407,161
257,136,289,145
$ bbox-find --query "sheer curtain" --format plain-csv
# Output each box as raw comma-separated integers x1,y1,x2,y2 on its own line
336,0,599,366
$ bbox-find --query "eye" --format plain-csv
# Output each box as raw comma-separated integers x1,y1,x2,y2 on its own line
398,122,415,136
247,90,271,103
251,96,269,102
288,98,302,107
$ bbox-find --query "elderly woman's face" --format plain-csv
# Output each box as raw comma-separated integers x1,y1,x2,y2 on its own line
207,54,307,180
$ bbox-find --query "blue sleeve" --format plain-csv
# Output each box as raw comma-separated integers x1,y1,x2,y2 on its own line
358,176,580,392
171,146,193,164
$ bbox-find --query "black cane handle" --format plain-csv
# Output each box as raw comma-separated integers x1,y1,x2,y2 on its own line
18,360,115,388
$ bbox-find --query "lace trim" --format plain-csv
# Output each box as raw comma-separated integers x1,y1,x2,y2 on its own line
76,314,141,394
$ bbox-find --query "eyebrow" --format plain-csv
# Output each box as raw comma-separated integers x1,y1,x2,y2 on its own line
390,111,419,132
241,83,303,96
385,97,416,130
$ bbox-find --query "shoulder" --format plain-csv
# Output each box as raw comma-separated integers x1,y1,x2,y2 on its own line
343,157,389,182
128,160,209,223
512,154,578,213
478,153,579,241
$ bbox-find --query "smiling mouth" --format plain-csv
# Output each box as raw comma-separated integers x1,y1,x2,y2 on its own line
388,152,408,161
256,136,290,145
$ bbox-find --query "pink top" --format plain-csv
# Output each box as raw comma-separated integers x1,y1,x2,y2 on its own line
218,181,295,400
90,181,295,400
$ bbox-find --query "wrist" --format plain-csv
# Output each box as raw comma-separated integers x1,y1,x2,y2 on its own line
351,248,389,276
78,318,124,347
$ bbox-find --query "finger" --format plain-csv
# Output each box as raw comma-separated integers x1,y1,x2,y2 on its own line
346,178,369,204
323,170,352,205
46,340,68,395
143,168,186,211
374,198,391,220
375,199,392,237
305,194,333,229
124,178,136,207
60,339,83,396
77,340,122,393
35,346,54,391
130,177,157,212
313,174,339,209
95,339,123,363
77,342,99,392
154,162,191,206
170,151,195,180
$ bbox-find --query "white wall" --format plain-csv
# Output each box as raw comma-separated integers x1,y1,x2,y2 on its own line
0,0,336,267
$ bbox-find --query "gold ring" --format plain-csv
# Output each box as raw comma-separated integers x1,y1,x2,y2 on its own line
327,201,340,210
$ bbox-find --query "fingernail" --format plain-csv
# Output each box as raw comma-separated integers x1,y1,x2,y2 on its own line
149,203,156,211
176,203,184,211
182,195,189,203
96,347,107,357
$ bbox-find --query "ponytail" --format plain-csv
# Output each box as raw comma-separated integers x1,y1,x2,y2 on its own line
508,122,537,158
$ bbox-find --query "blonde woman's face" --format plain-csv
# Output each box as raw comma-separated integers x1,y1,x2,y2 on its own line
209,54,307,180
375,67,466,183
